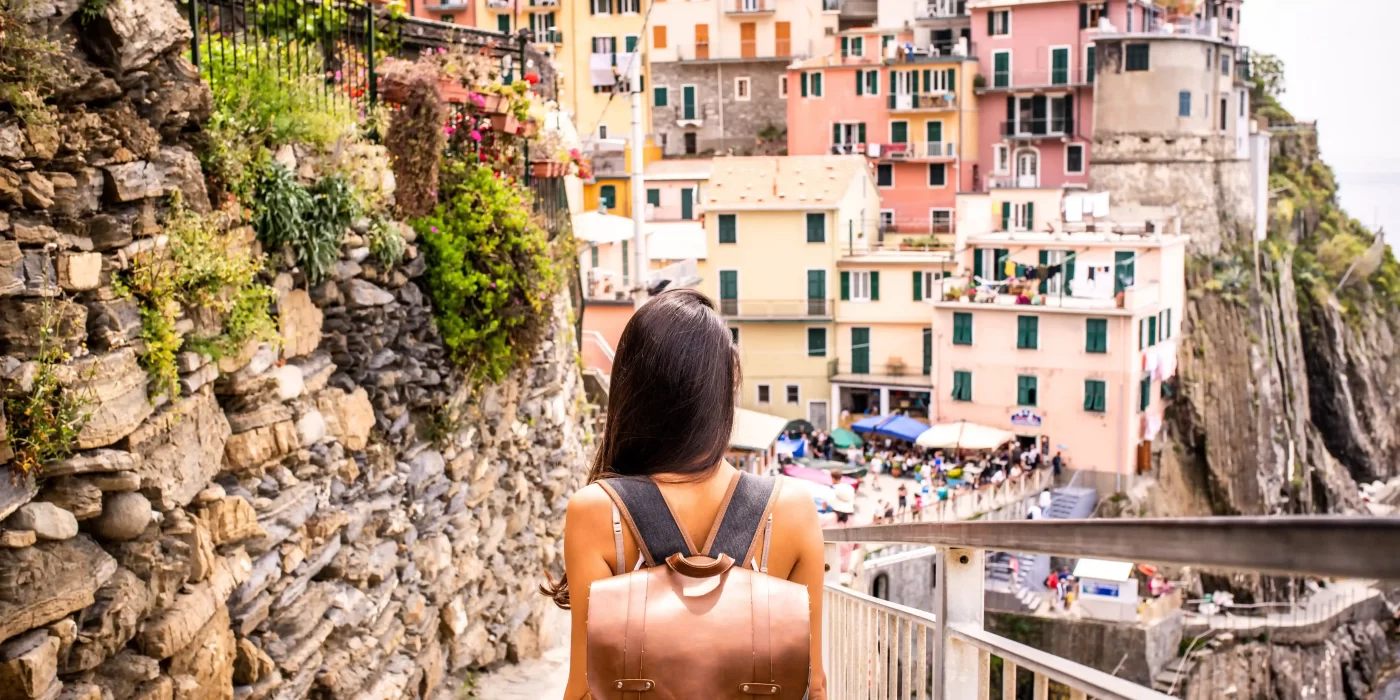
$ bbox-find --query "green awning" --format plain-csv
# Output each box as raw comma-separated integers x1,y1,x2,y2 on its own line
830,427,863,449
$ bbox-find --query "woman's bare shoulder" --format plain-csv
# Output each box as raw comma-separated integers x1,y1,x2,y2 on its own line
773,476,821,527
565,482,613,526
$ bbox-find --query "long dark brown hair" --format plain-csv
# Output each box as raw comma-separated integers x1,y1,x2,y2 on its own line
542,289,740,607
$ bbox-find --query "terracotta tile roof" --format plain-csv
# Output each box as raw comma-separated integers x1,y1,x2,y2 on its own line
704,156,870,210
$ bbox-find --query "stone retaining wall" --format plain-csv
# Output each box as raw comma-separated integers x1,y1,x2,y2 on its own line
0,1,590,698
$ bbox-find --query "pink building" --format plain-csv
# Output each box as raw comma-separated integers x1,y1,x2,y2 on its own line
930,195,1186,486
969,0,1163,192
785,27,978,241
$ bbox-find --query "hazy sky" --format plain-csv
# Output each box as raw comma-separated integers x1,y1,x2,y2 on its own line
1243,0,1400,235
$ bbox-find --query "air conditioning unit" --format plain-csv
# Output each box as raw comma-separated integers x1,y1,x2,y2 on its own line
825,27,836,36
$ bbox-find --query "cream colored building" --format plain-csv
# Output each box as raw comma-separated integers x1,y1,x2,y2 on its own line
701,156,879,427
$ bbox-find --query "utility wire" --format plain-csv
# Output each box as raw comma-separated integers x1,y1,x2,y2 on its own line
579,0,658,140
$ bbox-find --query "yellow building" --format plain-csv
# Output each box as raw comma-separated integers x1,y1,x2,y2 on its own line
700,155,878,428
558,0,653,142
473,0,566,54
580,141,663,215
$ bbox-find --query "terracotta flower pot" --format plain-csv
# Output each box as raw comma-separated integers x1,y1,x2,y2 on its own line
490,113,520,134
518,120,539,137
532,161,564,178
438,79,471,104
479,93,509,114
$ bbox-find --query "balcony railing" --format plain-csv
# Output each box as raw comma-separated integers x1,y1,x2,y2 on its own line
726,0,775,13
486,0,508,7
983,68,1091,91
878,141,956,160
719,298,832,319
828,358,930,380
914,0,968,20
532,28,563,44
999,118,1074,139
830,142,867,155
822,517,1400,700
888,92,958,111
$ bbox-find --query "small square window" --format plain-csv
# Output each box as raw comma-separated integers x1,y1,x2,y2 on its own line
1125,43,1150,71
1066,144,1084,174
928,164,947,187
735,77,751,101
757,384,771,403
989,9,1010,35
785,385,800,404
779,75,788,98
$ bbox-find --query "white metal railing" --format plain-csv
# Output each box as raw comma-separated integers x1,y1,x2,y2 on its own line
581,330,616,363
915,0,967,19
822,517,1400,700
876,468,1051,525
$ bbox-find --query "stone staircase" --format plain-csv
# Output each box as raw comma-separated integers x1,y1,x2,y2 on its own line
1151,650,1201,696
985,487,1098,612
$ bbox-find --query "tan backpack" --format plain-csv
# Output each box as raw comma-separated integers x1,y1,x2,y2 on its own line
587,472,811,699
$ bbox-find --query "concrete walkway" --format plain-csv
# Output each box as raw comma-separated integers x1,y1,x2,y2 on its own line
466,607,571,699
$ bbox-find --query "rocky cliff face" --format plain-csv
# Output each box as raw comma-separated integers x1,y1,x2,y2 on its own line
1185,621,1394,700
0,1,590,698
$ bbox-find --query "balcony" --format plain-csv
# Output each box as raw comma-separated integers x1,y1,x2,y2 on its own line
877,141,956,161
980,68,1091,93
822,517,1400,700
719,298,832,320
931,275,1162,313
914,0,968,20
888,92,957,112
725,0,775,14
528,0,558,5
532,28,563,44
828,358,931,388
830,142,867,156
999,118,1073,140
486,0,508,7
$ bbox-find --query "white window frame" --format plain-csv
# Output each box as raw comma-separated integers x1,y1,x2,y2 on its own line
1013,147,1040,187
1048,44,1072,85
993,144,1010,175
805,71,825,98
850,271,873,302
929,207,953,234
990,9,1011,36
894,70,914,96
1157,309,1171,340
785,384,801,405
1084,2,1108,29
590,0,609,14
735,76,751,101
876,163,895,189
592,36,617,53
1065,143,1085,175
779,75,788,98
850,36,864,57
919,270,947,302
757,383,772,404
926,162,947,188
879,209,895,231
618,0,639,13
1011,202,1033,232
834,121,862,147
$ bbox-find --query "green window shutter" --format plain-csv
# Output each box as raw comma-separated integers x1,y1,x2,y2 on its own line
801,72,809,97
922,328,932,375
1115,250,1135,294
719,270,738,300
892,122,908,144
1000,202,1011,231
718,214,737,243
840,271,850,300
889,70,896,94
851,328,870,374
1138,319,1145,350
945,67,955,90
653,87,667,106
625,35,638,52
1026,202,1034,230
1148,316,1158,346
1038,250,1049,294
497,14,510,32
869,271,880,301
953,370,972,402
590,244,598,267
912,271,923,301
1052,47,1069,84
973,249,984,279
856,71,864,95
995,248,1009,281
1140,375,1151,411
1017,376,1037,406
832,123,840,145
807,328,827,357
1087,45,1096,83
841,37,849,57
927,121,942,143
807,269,826,300
921,69,930,92
857,122,866,143
646,188,660,206
953,312,972,345
1086,318,1107,353
806,213,825,242
813,73,822,96
1085,380,1106,412
1017,315,1038,349
1166,308,1173,338
680,188,694,219
867,70,878,95
600,185,616,209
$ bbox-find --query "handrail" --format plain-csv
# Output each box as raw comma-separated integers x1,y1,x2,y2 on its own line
824,516,1400,580
949,624,1171,700
581,330,616,362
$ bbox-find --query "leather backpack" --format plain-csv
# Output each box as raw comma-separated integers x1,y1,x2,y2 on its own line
587,472,811,699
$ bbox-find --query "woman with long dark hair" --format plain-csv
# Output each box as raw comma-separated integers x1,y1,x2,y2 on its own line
544,289,828,699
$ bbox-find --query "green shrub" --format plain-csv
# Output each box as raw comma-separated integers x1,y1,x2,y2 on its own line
2,292,90,481
0,0,71,126
118,198,279,398
252,164,359,285
415,163,560,384
368,215,406,268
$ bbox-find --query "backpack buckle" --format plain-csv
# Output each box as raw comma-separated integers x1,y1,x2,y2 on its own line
612,679,655,692
740,683,781,695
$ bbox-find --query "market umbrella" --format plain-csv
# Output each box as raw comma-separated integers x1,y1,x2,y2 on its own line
850,414,931,442
783,419,816,435
829,427,863,449
915,420,1016,451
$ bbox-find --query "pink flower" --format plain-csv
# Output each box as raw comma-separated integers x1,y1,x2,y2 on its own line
430,226,439,233
438,47,447,54
445,126,456,134
469,130,482,142
334,70,343,81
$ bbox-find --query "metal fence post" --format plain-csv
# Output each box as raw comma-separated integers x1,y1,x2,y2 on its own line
366,5,377,110
933,546,985,700
187,0,201,67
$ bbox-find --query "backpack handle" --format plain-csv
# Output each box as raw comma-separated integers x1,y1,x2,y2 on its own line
665,552,735,578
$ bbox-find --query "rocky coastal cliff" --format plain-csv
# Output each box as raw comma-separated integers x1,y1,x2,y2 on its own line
0,0,590,698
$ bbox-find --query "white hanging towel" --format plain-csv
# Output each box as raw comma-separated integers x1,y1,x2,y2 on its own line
616,51,641,80
1091,192,1111,218
1063,195,1084,222
590,52,616,87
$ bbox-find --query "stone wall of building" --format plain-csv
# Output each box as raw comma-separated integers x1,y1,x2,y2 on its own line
650,60,789,157
0,1,590,698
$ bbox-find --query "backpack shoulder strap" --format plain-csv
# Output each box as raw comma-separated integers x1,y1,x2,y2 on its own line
597,477,697,569
702,472,781,570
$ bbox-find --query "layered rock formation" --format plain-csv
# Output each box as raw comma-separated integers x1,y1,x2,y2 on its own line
0,1,590,698
1185,621,1394,700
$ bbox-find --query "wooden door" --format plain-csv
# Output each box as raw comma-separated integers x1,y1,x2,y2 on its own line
775,21,791,57
695,24,709,59
740,22,756,58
